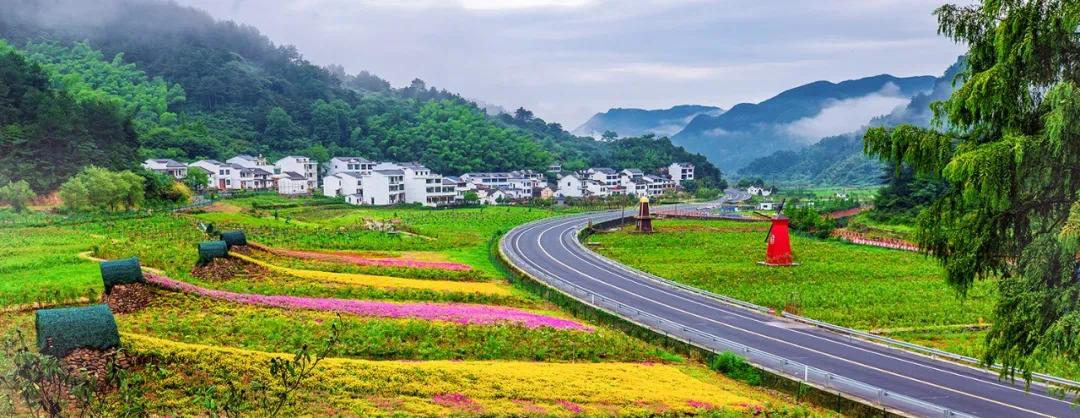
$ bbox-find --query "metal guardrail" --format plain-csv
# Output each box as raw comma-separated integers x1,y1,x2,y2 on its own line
500,215,976,418
781,312,1080,391
581,211,1080,393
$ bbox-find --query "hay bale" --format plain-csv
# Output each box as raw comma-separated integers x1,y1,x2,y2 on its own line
99,257,145,294
35,305,120,358
220,230,247,248
198,240,228,264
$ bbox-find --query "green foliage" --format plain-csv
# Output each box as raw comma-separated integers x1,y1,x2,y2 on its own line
868,166,948,224
785,206,835,239
100,257,146,294
708,352,763,386
59,166,145,212
606,134,726,187
2,332,115,418
863,0,1080,380
184,167,210,192
0,42,140,193
0,180,34,212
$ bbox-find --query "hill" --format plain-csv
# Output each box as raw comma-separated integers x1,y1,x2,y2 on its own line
671,74,936,172
573,104,723,138
0,0,727,190
738,58,965,187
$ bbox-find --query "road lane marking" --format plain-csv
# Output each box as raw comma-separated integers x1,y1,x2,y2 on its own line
508,217,1054,418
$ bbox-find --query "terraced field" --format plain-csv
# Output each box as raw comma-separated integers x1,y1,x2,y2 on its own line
0,198,823,416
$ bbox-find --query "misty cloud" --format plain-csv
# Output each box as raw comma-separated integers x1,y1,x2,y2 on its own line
780,83,912,142
168,0,962,127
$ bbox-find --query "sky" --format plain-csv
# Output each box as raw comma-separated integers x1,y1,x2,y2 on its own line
175,0,968,130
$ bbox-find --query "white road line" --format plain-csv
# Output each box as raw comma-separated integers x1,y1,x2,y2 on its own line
511,217,1052,418
557,219,1072,407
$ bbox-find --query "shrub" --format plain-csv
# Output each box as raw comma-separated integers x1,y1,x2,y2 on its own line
35,304,120,357
708,352,762,386
59,166,145,212
0,180,35,212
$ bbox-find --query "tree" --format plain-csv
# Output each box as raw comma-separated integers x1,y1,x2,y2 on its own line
185,167,210,192
263,107,304,152
600,130,618,142
863,0,1080,383
59,166,144,212
463,191,479,205
0,180,34,212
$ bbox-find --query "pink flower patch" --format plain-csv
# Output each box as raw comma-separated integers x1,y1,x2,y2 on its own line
513,399,547,414
432,393,483,413
251,243,472,271
557,400,585,414
687,400,719,410
145,273,592,331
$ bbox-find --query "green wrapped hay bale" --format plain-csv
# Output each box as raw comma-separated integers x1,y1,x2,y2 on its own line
220,230,247,248
35,305,120,357
99,257,145,294
198,240,228,264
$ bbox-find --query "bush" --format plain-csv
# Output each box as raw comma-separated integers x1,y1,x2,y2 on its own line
0,180,35,212
708,352,762,386
99,257,145,294
59,166,145,212
35,304,120,357
786,206,835,239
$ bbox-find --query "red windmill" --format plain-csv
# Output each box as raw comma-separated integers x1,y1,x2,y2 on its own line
635,197,654,233
761,199,795,266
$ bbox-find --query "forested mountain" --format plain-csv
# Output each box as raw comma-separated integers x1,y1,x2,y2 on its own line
738,58,965,186
671,74,936,172
573,105,723,139
0,0,726,191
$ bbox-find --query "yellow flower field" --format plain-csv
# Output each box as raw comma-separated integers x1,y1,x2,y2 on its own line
231,252,512,296
124,333,760,416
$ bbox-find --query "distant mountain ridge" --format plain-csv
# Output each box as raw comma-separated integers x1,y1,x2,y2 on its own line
573,104,723,138
737,58,966,186
670,74,937,172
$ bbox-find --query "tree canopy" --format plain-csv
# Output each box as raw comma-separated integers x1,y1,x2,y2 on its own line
863,0,1080,382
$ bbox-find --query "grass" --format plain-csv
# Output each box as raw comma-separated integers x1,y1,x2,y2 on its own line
590,219,996,330
0,227,104,306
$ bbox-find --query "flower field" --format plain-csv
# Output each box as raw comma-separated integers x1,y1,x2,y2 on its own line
122,333,778,417
146,272,588,330
229,252,512,296
1,199,821,416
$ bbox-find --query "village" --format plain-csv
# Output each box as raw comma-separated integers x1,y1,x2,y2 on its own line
143,156,699,207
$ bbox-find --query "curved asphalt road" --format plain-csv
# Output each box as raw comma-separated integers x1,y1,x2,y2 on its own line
501,206,1076,417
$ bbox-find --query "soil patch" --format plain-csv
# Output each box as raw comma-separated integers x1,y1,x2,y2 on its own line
100,283,156,314
192,255,270,281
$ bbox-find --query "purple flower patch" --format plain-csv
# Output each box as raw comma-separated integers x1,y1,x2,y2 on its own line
145,273,592,331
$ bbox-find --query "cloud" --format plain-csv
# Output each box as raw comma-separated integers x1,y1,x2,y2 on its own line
780,82,910,142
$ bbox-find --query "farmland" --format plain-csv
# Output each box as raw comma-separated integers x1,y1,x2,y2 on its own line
0,198,821,416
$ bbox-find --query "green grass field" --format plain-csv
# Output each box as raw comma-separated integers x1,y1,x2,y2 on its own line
590,219,996,330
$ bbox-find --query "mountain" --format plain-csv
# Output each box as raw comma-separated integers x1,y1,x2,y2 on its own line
573,105,723,138
671,74,937,172
737,58,966,187
0,0,728,191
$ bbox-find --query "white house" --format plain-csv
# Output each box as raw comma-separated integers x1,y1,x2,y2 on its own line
642,175,674,196
747,185,773,197
668,162,695,184
326,156,374,177
190,160,239,190
323,172,364,198
587,168,619,186
142,159,187,179
547,163,562,174
758,201,775,211
585,180,611,197
556,174,586,198
275,156,318,190
277,172,309,195
365,169,406,205
460,172,512,188
376,162,455,207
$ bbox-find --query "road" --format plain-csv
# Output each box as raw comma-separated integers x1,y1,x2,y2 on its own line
500,208,1076,417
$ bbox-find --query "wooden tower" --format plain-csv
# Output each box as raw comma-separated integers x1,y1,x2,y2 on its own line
635,197,654,233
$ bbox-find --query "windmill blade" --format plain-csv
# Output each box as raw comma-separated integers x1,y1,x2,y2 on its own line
776,198,786,215
765,221,774,243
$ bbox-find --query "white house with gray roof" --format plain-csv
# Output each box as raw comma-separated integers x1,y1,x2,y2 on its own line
142,159,187,179
326,156,374,177
274,156,318,190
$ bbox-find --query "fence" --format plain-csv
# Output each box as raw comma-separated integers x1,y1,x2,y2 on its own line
501,213,976,418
